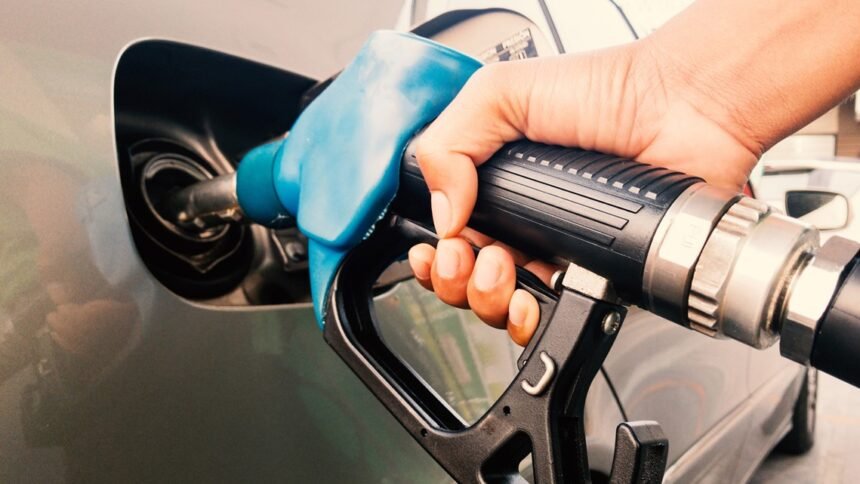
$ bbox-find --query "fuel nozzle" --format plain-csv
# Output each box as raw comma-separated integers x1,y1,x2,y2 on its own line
158,172,245,232
155,134,299,234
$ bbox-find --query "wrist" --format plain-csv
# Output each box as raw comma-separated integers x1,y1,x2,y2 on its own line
633,36,765,159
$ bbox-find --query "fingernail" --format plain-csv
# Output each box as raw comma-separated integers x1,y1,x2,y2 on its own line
430,191,451,237
412,256,431,280
474,259,501,292
508,301,526,329
435,243,460,279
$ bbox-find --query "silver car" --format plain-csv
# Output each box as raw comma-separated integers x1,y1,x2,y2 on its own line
0,1,810,482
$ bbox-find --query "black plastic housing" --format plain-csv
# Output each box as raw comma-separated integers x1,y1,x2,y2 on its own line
324,217,668,483
395,140,701,303
115,40,314,303
812,254,860,388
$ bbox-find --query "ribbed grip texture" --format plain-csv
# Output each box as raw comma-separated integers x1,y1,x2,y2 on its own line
395,140,701,302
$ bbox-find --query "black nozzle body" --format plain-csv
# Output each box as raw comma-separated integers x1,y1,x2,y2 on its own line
812,254,860,388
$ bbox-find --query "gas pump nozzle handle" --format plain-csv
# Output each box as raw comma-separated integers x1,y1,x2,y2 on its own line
168,129,860,388
396,138,704,306
159,30,860,482
396,136,860,387
166,130,860,388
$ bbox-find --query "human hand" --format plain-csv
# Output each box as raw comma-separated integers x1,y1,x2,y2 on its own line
408,40,760,346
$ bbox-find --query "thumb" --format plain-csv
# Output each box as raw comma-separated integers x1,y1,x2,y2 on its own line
415,62,532,238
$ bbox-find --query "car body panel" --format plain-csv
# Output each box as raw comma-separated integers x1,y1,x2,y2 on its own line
733,365,802,483
601,309,752,467
0,1,624,482
0,1,454,482
661,364,799,483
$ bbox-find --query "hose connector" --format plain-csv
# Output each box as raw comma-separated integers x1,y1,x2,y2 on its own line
781,236,860,364
687,197,818,348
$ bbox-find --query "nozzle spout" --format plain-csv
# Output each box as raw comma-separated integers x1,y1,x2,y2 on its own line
159,172,244,231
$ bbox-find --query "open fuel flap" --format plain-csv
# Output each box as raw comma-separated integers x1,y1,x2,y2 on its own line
114,40,315,306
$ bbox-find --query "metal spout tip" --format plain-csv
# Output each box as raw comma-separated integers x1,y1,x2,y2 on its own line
159,172,245,232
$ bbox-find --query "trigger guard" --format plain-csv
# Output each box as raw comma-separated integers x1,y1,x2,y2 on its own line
324,213,628,482
385,215,561,369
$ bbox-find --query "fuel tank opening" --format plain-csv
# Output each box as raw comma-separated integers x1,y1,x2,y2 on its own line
115,40,316,305
125,139,254,299
140,154,231,241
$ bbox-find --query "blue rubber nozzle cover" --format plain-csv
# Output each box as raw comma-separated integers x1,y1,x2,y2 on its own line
236,30,482,326
236,140,296,228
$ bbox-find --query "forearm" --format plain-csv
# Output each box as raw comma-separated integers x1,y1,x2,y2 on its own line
646,0,860,154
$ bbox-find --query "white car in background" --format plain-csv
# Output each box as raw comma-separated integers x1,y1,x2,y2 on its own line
756,159,860,241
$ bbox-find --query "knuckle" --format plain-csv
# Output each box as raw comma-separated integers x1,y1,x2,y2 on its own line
470,301,506,329
414,134,447,171
437,292,457,305
414,138,435,164
481,244,510,260
469,63,503,87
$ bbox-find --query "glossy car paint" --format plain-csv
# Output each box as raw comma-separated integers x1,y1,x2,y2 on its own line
0,1,620,482
0,0,804,482
0,1,446,482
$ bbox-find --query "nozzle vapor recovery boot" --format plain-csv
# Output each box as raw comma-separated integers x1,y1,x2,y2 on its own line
233,31,482,324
